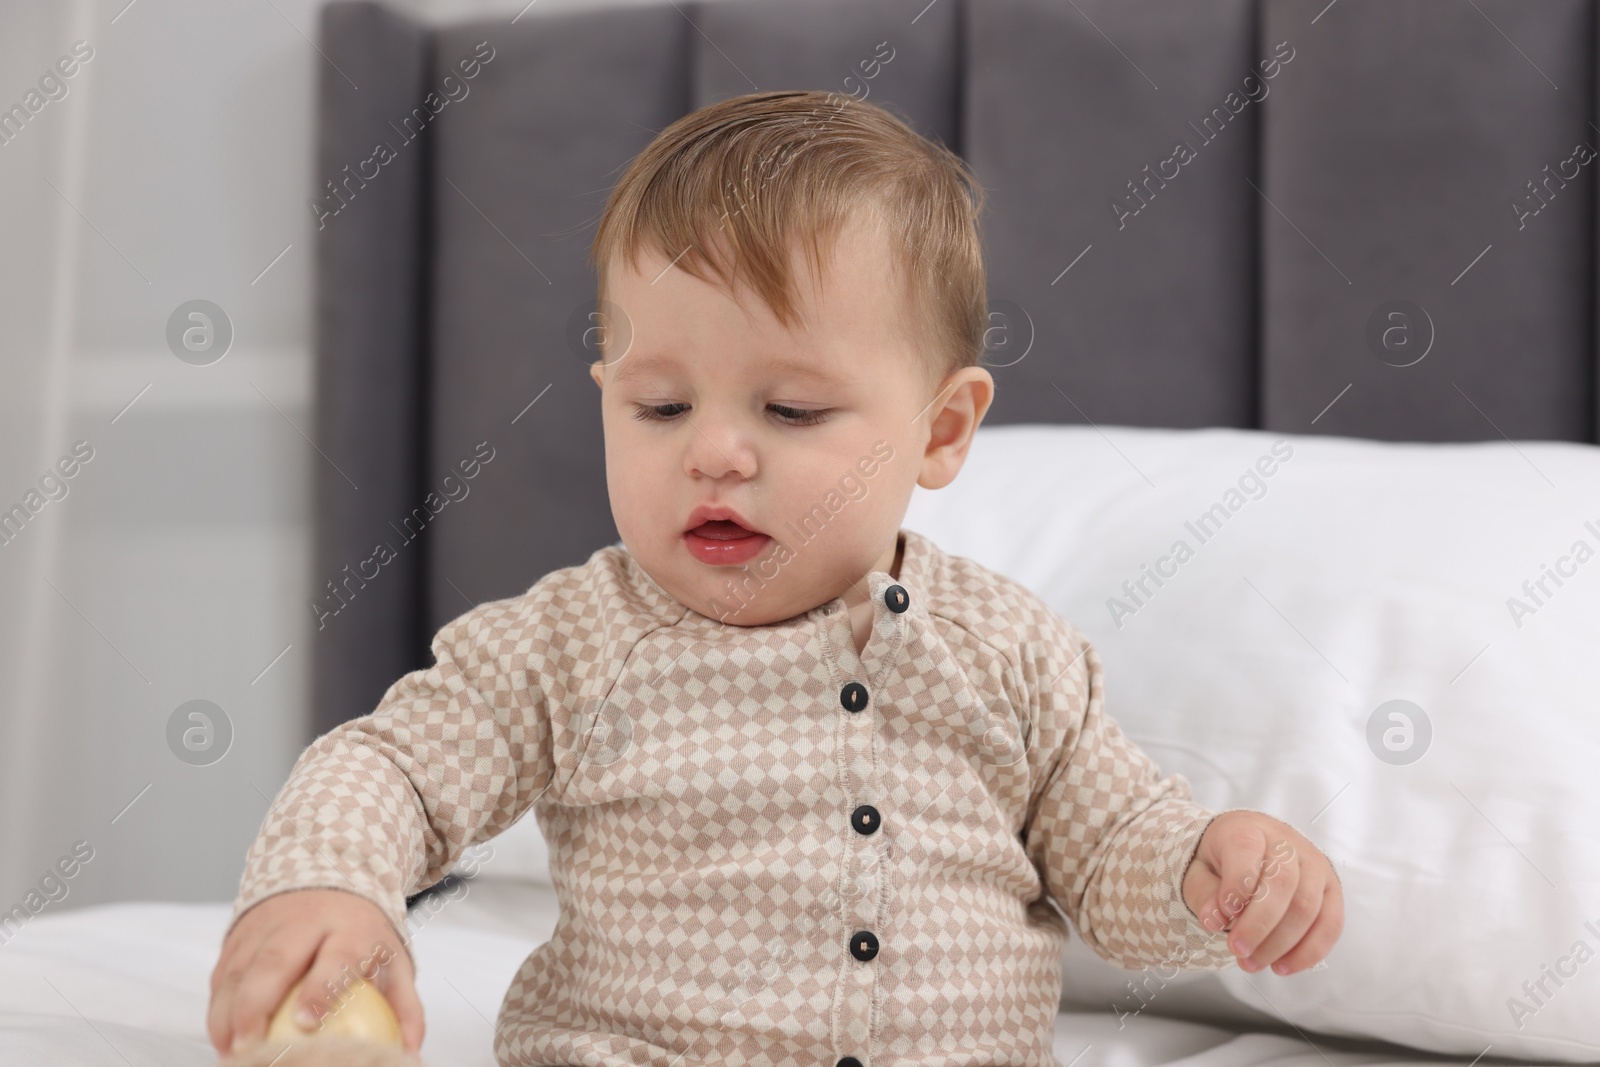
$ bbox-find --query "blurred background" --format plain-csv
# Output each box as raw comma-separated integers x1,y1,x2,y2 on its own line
0,0,657,913
3,1,1598,1060
4,0,1596,922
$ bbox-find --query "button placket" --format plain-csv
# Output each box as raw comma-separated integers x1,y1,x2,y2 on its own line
821,567,914,1067
840,718,880,932
841,963,874,1050
859,573,909,698
842,836,879,903
847,574,912,1063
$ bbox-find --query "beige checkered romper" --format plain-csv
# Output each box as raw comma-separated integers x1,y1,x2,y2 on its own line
230,527,1236,1067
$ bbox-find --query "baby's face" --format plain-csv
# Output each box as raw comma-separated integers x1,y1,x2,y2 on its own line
589,215,958,625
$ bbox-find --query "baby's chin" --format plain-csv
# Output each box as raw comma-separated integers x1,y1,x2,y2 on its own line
620,527,860,625
702,591,823,626
636,551,832,626
685,571,828,626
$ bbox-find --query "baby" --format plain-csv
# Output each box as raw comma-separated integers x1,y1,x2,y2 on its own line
208,89,1342,1066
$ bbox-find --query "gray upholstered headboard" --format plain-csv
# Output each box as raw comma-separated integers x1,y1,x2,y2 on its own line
308,0,1598,733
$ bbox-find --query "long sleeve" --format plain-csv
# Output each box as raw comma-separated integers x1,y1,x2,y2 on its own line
225,592,557,965
1017,611,1237,971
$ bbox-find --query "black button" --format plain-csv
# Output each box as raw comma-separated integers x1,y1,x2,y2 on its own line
849,930,879,961
840,681,868,713
850,805,880,835
884,584,909,613
838,1059,863,1067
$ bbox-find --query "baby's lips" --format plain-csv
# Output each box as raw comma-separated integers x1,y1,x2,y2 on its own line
687,519,763,539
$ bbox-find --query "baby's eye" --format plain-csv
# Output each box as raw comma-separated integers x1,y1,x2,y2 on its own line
630,403,688,422
769,404,829,426
629,402,829,426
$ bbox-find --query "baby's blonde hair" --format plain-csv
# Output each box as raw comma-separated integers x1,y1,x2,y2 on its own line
587,89,988,387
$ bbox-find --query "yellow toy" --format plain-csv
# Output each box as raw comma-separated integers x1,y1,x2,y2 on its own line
216,976,425,1067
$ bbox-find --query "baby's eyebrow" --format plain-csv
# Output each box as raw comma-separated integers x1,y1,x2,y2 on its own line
610,352,851,387
607,353,671,385
762,357,851,386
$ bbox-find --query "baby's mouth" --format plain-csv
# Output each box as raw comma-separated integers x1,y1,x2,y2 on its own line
687,519,760,540
682,519,772,566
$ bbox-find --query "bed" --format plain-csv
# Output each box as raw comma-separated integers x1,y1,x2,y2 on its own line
0,881,1424,1067
4,0,1600,1063
8,416,1600,1067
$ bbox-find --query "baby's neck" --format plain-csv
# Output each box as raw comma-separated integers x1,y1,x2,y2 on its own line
841,534,904,655
845,533,903,600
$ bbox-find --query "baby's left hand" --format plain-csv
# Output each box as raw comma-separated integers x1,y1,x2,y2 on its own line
1181,810,1344,976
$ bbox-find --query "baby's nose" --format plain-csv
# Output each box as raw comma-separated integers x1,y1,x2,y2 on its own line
683,418,758,481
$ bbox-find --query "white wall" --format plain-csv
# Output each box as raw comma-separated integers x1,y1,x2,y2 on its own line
0,0,327,911
0,0,722,915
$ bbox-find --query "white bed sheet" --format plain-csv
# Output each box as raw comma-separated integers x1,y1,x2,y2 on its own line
0,879,1482,1067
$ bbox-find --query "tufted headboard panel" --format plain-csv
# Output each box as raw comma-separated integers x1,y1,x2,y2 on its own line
309,0,1599,731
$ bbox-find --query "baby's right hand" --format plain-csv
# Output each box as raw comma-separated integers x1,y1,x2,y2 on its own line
207,888,424,1056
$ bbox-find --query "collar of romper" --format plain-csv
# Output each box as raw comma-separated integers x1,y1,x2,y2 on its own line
620,526,935,631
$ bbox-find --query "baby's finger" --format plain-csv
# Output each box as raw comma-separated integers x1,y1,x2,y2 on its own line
375,949,427,1053
208,938,251,1052
1238,870,1322,971
1226,849,1299,965
1187,871,1225,932
1207,821,1268,929
1270,879,1345,975
209,921,271,1053
296,935,394,1030
226,932,325,1053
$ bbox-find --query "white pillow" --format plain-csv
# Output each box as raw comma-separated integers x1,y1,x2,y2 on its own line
903,423,1600,1063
